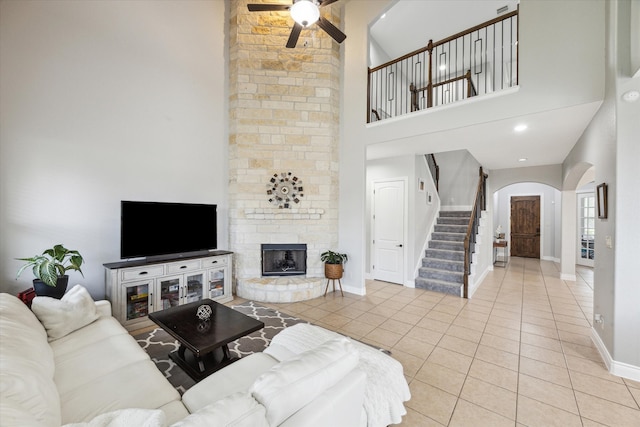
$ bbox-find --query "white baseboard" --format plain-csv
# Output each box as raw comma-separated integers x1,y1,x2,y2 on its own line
561,273,577,281
542,256,560,263
591,328,640,382
404,280,416,288
343,284,366,296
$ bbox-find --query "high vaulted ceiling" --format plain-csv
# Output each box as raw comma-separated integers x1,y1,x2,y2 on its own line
365,0,602,171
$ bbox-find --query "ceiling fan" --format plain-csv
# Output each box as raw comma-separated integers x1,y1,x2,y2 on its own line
247,0,347,48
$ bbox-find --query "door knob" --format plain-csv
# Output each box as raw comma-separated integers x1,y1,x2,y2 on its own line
396,244,403,247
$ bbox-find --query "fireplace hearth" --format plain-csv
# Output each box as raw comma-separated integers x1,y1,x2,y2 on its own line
261,244,307,276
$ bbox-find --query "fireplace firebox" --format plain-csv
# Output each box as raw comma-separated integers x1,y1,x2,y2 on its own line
261,244,307,276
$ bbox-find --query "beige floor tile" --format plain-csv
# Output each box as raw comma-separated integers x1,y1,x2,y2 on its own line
452,316,487,332
480,332,520,355
460,376,517,419
575,391,640,426
483,323,521,342
356,311,388,327
437,335,478,357
569,371,639,409
394,335,436,359
520,321,558,339
561,341,603,362
520,331,563,352
402,304,431,317
416,317,451,333
468,358,518,392
405,325,444,346
392,310,424,325
392,408,445,426
391,349,425,379
428,347,473,374
518,373,579,414
406,379,458,425
364,327,403,348
474,344,519,371
516,395,582,427
519,356,572,388
449,399,514,427
379,318,414,335
338,319,377,338
445,324,483,343
318,312,351,328
368,305,400,318
625,378,640,389
415,360,467,396
520,343,566,368
425,310,457,324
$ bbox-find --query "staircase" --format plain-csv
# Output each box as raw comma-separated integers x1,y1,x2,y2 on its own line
416,211,471,296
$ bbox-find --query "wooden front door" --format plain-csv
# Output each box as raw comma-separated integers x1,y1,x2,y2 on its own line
510,196,540,258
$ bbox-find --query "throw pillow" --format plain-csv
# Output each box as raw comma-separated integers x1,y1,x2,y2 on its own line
250,337,359,426
31,284,100,341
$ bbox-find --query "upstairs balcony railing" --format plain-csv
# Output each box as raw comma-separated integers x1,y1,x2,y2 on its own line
368,10,518,123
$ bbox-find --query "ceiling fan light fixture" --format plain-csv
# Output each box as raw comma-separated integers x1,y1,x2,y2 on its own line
290,0,320,27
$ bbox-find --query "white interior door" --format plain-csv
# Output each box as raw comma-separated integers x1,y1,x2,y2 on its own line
373,180,405,284
577,192,595,267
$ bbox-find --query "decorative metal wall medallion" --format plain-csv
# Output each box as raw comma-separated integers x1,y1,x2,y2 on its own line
266,172,303,209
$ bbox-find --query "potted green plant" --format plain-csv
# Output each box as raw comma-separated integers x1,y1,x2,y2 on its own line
16,244,84,299
320,250,348,280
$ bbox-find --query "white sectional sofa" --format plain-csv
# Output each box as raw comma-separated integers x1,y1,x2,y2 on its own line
0,287,409,426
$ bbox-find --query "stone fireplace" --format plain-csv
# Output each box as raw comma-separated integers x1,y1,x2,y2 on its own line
227,0,342,295
261,244,307,276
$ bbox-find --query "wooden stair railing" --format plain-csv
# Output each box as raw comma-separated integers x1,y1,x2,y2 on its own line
463,167,488,298
426,154,440,192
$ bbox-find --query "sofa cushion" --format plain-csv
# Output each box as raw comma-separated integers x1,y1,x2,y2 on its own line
182,352,278,413
250,337,359,426
49,315,128,358
0,293,61,427
59,359,182,424
62,408,166,427
31,284,99,341
171,392,268,427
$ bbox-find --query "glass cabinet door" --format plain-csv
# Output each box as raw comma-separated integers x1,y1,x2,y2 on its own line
125,281,151,321
184,272,204,304
159,277,181,310
208,269,225,299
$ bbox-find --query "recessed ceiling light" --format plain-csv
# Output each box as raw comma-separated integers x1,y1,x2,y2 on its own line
514,124,528,132
518,158,528,162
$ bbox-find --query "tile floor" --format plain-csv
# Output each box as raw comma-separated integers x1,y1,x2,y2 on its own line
246,257,640,426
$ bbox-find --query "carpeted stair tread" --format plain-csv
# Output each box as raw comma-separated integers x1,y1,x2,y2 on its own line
439,211,472,217
422,258,464,272
434,224,467,233
429,240,464,251
431,232,466,242
425,248,465,261
415,277,463,296
418,267,464,283
437,217,470,225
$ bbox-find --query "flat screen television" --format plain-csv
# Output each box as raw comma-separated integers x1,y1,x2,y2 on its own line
121,201,217,259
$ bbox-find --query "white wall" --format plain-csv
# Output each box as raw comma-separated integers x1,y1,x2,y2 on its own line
562,0,640,375
436,150,480,209
0,1,228,298
493,183,561,261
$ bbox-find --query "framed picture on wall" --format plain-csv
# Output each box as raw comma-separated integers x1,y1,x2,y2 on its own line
418,178,425,192
597,183,608,219
427,191,433,205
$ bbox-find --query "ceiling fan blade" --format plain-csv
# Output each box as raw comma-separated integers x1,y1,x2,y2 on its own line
317,17,346,44
286,23,303,48
319,0,339,7
247,4,290,12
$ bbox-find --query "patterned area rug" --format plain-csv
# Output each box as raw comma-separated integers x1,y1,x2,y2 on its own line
134,301,307,394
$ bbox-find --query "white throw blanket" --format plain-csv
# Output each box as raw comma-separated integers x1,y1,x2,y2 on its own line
264,323,411,427
63,408,165,427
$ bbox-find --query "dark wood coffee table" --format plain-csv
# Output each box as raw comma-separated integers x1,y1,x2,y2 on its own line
149,299,264,381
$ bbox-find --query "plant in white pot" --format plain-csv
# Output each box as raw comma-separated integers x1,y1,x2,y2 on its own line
16,244,84,299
